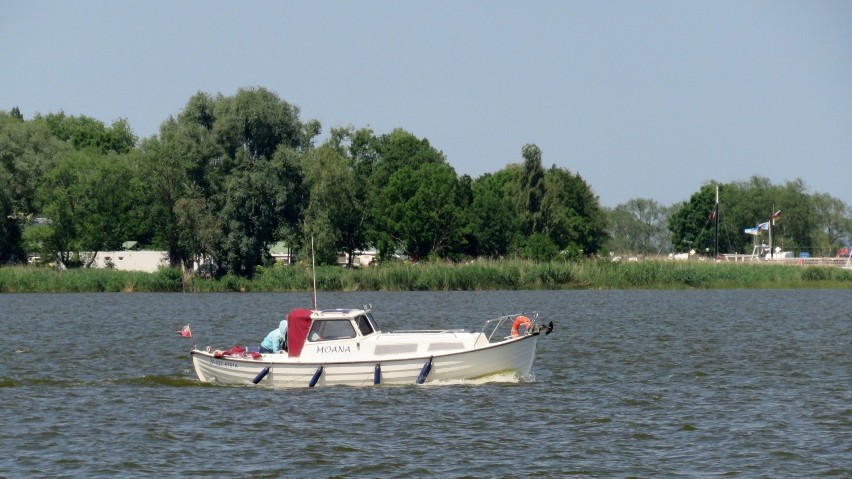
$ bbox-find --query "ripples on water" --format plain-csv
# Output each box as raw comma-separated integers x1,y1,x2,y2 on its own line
1,290,849,478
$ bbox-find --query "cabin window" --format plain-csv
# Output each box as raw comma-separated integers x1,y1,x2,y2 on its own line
356,315,374,336
428,342,464,352
375,344,418,355
308,319,356,341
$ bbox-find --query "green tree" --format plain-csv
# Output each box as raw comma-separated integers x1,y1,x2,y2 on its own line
212,87,308,162
382,162,467,260
669,177,841,256
325,127,384,258
301,142,367,265
520,143,545,234
604,207,634,254
330,126,382,181
2,110,144,264
469,171,521,258
607,198,672,254
0,111,69,261
36,151,141,266
215,151,304,277
770,178,815,253
143,88,315,276
363,129,448,259
174,188,221,270
811,193,852,256
523,233,559,261
539,165,607,257
372,128,445,186
720,177,813,255
35,112,136,154
669,183,721,254
208,88,313,276
0,165,24,262
138,115,221,267
0,111,69,216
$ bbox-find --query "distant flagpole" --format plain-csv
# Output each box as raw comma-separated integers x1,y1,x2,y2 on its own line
769,205,774,259
714,185,719,258
769,209,781,259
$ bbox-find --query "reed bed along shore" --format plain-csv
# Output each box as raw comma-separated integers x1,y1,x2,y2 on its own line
1,260,850,293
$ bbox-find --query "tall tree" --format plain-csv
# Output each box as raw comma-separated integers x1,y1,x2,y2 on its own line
208,88,314,276
35,112,136,154
174,191,221,270
0,164,24,262
0,111,68,216
771,179,815,253
669,183,721,254
138,115,221,267
382,162,467,260
0,111,68,262
721,177,814,254
539,165,607,257
811,193,852,256
372,128,445,186
520,143,545,234
503,146,607,258
300,143,367,265
469,171,521,258
607,198,672,254
669,176,845,256
365,129,448,259
143,88,315,275
35,151,141,266
212,87,307,162
216,156,287,276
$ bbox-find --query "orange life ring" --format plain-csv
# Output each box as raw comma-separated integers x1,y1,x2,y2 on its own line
511,316,531,337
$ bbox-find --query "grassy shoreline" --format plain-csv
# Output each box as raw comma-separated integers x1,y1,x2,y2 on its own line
1,260,850,293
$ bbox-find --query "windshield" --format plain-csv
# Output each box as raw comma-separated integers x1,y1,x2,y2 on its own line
308,319,356,341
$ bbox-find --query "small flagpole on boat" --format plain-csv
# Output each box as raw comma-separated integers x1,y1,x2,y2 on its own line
311,236,318,310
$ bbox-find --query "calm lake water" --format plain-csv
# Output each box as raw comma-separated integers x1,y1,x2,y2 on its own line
0,290,849,478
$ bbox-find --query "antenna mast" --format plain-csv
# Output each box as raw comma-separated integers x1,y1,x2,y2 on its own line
311,236,318,310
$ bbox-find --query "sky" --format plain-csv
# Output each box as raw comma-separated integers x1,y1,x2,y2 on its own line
2,1,850,208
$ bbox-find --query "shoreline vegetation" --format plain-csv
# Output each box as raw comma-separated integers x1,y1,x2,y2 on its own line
1,260,850,293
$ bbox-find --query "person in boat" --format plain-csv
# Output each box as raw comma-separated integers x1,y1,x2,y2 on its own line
260,318,288,353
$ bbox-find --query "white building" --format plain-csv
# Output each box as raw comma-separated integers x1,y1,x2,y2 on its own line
92,250,169,273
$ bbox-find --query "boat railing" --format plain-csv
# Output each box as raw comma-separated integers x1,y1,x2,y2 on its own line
483,312,539,341
387,329,468,334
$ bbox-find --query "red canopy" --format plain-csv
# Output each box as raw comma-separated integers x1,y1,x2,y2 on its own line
287,308,313,357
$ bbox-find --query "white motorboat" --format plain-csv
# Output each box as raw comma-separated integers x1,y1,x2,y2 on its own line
190,307,553,388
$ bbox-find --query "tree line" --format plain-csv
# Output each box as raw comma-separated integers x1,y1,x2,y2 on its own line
0,88,607,276
607,179,851,258
2,87,850,276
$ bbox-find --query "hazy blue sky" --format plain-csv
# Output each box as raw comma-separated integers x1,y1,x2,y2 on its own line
2,1,850,208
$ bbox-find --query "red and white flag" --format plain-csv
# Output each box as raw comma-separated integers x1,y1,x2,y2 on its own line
177,324,192,338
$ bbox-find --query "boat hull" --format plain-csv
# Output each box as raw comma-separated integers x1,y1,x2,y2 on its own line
191,334,540,388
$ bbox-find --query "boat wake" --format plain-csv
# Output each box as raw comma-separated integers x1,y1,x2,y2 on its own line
425,370,534,386
0,375,203,389
114,375,203,387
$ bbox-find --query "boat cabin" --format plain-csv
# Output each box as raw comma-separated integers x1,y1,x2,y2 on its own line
286,308,381,357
